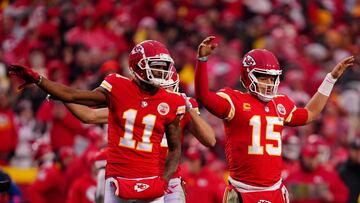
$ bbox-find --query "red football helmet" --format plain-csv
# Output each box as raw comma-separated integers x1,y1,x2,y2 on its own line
161,64,179,92
128,40,175,87
240,49,282,102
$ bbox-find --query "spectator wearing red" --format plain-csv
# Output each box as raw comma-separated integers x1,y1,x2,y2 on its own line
36,59,85,153
181,148,225,203
27,141,66,203
281,131,301,180
62,128,103,195
36,100,86,153
66,150,98,203
284,144,349,203
0,88,18,165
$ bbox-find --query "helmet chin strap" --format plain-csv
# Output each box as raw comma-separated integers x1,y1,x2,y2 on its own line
249,82,274,102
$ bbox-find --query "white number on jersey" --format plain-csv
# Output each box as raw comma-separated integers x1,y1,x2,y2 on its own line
248,115,283,156
119,109,156,152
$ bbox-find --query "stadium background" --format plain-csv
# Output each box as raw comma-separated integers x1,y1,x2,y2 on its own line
0,0,359,202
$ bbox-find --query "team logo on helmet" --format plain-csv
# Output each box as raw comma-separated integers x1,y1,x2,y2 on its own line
242,55,256,67
134,183,150,192
131,44,144,55
277,104,286,115
158,102,170,115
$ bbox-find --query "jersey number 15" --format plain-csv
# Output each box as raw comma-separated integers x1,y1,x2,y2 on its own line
248,115,283,156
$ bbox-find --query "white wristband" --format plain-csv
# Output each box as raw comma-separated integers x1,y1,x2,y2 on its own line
317,73,337,96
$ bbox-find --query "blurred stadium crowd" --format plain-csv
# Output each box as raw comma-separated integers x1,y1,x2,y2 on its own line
0,0,359,202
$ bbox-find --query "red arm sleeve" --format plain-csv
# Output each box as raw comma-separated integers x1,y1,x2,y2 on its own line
195,61,231,119
285,108,308,126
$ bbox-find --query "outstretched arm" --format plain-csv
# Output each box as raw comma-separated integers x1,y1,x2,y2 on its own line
195,36,231,118
187,109,216,147
64,103,109,124
8,64,107,106
305,56,356,123
162,116,182,182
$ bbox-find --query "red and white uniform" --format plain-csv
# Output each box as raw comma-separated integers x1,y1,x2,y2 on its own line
218,88,306,186
159,97,199,178
158,98,198,203
100,74,185,200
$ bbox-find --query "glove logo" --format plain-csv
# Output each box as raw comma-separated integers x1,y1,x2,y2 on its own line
134,183,150,192
157,102,170,115
242,55,256,67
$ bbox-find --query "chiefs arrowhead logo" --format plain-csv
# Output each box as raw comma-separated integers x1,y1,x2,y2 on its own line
157,102,170,115
134,183,150,192
131,44,145,55
276,104,286,115
242,55,256,67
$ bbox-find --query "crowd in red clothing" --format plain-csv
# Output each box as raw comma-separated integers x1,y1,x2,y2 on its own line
0,0,360,202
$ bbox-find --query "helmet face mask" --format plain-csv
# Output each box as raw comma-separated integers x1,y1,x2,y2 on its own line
161,65,179,92
248,68,281,102
129,40,174,87
240,49,282,102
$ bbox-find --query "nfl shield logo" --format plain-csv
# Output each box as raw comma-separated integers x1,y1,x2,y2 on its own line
141,101,148,108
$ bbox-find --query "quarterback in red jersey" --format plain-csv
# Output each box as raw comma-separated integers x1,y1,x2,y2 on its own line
194,36,356,203
63,66,216,203
9,40,187,202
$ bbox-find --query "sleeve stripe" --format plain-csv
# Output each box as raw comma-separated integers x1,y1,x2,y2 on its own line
285,106,297,123
216,92,235,121
101,81,112,92
176,106,186,115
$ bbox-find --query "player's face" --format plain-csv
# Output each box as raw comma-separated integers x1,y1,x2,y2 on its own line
166,86,174,91
150,64,168,79
256,75,276,95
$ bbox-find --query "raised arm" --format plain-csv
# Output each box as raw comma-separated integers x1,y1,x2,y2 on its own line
64,103,109,124
305,56,356,123
8,64,106,106
180,94,216,147
162,116,182,182
187,109,216,147
195,36,232,118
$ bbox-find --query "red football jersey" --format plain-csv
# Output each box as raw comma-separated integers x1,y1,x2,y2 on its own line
159,97,199,177
100,74,186,178
217,88,306,187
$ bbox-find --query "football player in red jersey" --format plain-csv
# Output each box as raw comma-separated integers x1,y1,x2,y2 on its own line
194,36,356,203
9,40,187,203
62,65,216,203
